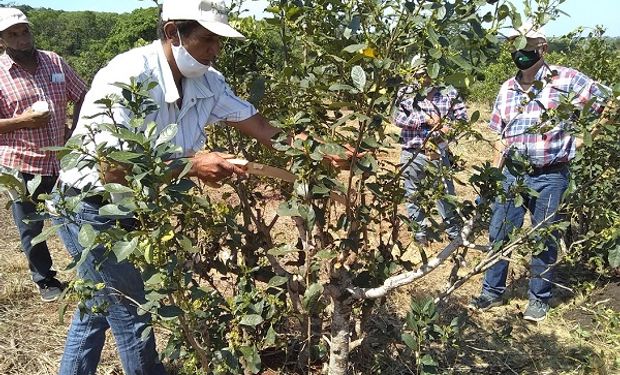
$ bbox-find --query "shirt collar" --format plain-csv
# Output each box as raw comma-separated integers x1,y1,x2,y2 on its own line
154,41,214,104
512,63,551,90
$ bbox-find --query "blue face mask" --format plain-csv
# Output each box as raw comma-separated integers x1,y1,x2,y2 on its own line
511,49,541,71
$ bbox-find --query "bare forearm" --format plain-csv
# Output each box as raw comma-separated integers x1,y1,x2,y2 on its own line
493,139,505,167
0,117,29,133
227,113,282,148
71,96,85,130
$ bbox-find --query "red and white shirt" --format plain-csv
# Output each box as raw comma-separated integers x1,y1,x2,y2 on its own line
0,50,87,176
489,64,606,167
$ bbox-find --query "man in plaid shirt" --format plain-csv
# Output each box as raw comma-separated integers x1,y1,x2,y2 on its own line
469,25,607,321
394,63,467,244
0,8,86,302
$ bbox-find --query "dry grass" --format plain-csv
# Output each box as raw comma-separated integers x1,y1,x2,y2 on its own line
0,102,618,374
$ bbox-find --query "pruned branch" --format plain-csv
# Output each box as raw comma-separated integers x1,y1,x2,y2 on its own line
347,210,483,299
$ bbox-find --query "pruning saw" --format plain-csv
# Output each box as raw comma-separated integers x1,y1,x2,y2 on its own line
227,158,347,205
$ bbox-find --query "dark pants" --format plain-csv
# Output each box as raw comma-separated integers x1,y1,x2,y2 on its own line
10,173,57,284
482,166,569,302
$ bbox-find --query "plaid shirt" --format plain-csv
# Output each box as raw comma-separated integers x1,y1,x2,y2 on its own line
0,50,86,176
393,86,468,149
490,64,606,167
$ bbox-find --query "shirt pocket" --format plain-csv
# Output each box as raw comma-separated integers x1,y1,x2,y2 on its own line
47,80,67,102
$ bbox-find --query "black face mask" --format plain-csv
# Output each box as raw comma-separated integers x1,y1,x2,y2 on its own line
511,49,541,71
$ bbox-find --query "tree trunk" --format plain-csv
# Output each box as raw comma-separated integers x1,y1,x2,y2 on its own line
328,290,352,375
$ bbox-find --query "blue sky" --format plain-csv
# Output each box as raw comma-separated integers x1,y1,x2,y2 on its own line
11,0,620,37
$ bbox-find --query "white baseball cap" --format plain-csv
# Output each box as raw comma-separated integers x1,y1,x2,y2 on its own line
0,8,30,32
506,21,547,41
161,0,245,40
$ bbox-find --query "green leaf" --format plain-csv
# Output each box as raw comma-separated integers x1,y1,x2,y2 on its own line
429,48,442,59
159,305,183,320
140,325,153,342
103,183,133,194
609,243,620,268
428,63,440,79
267,275,288,288
112,237,138,262
0,173,24,195
26,174,41,195
311,185,331,195
240,314,264,327
361,136,381,149
314,249,338,260
78,223,97,248
514,35,527,50
302,282,324,310
31,224,62,247
99,204,132,218
42,146,68,152
60,153,81,170
238,345,261,374
351,65,367,92
264,325,277,347
267,244,297,257
470,110,480,123
512,13,523,29
117,128,147,144
513,194,524,208
155,123,178,147
421,354,438,366
276,201,300,217
342,43,366,53
401,333,417,349
108,151,141,163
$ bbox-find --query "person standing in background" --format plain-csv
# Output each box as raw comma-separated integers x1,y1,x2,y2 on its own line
0,7,86,302
393,60,466,245
469,25,607,322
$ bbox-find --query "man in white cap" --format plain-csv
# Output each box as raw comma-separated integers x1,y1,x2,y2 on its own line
469,24,607,321
54,1,349,373
0,8,86,302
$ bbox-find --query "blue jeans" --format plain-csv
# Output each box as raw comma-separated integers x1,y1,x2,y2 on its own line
10,173,57,284
53,199,166,375
482,166,569,302
401,148,461,241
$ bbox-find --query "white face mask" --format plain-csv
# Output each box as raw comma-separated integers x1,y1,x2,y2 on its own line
171,30,211,78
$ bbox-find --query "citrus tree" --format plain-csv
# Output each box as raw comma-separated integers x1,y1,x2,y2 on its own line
4,0,619,374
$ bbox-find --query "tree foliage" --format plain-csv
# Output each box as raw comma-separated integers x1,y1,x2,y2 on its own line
0,0,618,374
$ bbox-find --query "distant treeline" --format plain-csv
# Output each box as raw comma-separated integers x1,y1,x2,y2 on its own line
6,5,620,101
12,5,160,83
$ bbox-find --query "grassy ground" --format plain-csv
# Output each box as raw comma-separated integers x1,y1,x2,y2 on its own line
0,103,618,374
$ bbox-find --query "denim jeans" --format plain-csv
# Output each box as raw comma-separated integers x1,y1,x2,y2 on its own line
53,198,166,375
10,172,57,284
401,148,461,241
481,166,569,302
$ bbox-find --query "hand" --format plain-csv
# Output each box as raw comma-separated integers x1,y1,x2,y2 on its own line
20,108,50,129
190,152,247,185
323,144,364,170
426,113,441,128
574,137,584,150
